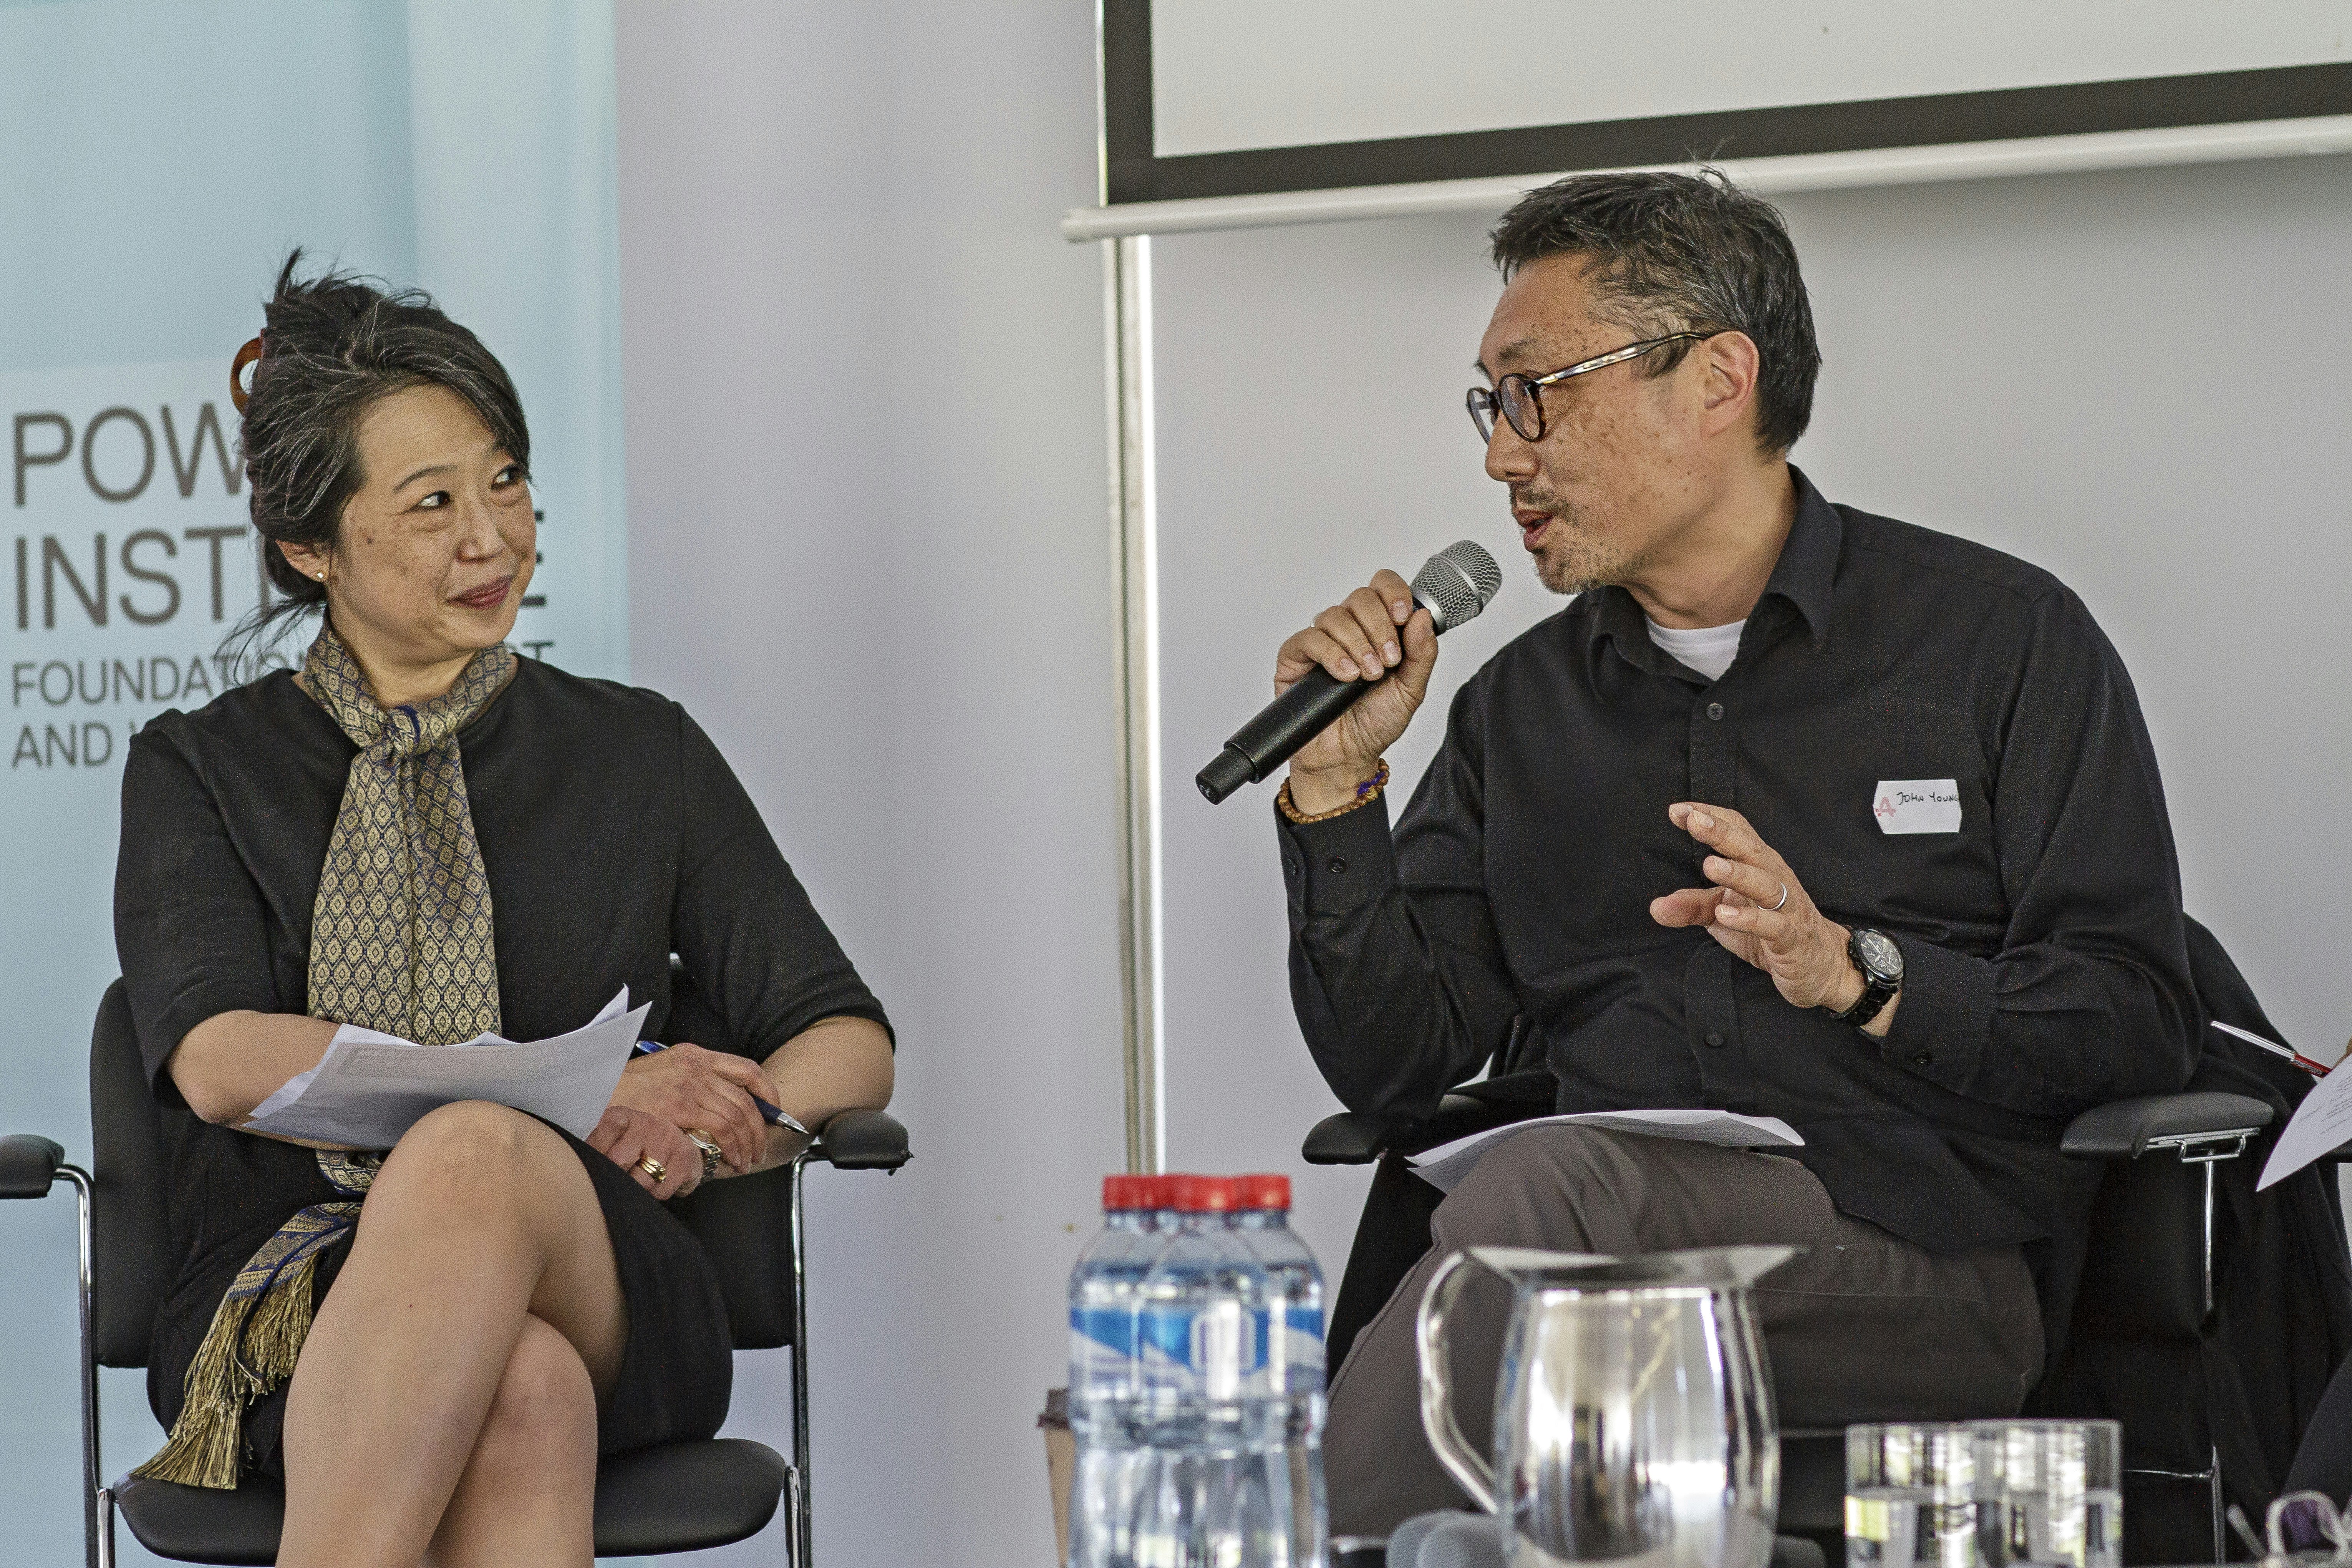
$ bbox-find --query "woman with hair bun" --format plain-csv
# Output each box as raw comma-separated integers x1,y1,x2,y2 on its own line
112,252,894,1566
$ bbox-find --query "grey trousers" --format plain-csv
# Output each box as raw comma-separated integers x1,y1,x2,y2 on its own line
1323,1127,2046,1537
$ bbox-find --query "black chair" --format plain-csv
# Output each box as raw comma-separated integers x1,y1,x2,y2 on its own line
1303,1084,2275,1565
0,978,909,1568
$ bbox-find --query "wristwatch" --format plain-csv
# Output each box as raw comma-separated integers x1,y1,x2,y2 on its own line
683,1128,724,1182
1829,927,1904,1028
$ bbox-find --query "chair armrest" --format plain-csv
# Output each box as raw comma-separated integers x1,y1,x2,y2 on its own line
0,1134,63,1199
1302,1094,1537,1165
1303,1112,1414,1165
2060,1092,2274,1159
814,1108,909,1171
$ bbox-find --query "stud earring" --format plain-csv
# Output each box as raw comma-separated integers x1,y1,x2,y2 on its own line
315,572,325,581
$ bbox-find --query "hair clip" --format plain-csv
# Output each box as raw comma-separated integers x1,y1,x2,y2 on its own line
229,335,265,414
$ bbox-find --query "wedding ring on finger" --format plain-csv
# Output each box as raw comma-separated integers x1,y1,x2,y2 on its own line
636,1155,668,1183
1769,882,1789,912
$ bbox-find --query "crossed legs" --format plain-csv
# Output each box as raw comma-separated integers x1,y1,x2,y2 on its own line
276,1101,627,1568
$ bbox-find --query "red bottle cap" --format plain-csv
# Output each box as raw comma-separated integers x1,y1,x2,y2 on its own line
1166,1173,1240,1212
1102,1174,1153,1211
1103,1174,1185,1211
1233,1173,1291,1211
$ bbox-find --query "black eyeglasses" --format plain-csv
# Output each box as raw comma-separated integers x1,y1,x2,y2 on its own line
1466,332,1721,444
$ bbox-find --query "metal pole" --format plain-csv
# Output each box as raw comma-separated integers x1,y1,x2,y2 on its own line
61,1167,101,1568
1103,231,1165,1177
788,1154,812,1567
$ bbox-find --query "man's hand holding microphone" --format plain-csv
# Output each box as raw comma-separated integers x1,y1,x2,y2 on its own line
1195,541,1502,805
1276,569,1440,814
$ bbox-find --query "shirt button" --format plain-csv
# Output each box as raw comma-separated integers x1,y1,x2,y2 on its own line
1910,1050,1933,1068
1284,859,1299,879
1706,701,1725,721
1327,858,1347,875
1703,1030,1726,1048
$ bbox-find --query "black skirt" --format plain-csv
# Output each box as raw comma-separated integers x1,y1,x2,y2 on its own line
153,1126,734,1482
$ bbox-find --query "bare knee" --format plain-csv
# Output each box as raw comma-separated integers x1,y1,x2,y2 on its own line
372,1101,556,1208
473,1316,597,1468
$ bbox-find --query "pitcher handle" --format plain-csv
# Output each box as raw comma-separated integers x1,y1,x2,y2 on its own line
1416,1248,1502,1514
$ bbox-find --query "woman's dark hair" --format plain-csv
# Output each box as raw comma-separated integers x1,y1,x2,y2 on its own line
224,249,530,665
1488,169,1820,454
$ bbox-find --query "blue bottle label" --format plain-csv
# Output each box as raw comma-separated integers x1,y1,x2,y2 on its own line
1069,1306,1138,1388
1269,1304,1325,1386
1137,1302,1269,1397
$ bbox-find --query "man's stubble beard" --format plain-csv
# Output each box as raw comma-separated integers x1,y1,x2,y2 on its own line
1528,510,1653,598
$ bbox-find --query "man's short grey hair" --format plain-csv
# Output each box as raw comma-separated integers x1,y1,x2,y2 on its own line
1488,169,1821,454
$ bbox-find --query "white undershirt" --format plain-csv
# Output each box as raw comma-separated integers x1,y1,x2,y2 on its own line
1645,617,1746,683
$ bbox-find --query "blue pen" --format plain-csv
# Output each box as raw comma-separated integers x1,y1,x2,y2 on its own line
632,1040,813,1135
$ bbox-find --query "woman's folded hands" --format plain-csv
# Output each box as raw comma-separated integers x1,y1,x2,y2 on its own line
606,1041,784,1176
587,1104,704,1199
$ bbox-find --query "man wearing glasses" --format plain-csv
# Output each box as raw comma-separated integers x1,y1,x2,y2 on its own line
1269,170,2198,1532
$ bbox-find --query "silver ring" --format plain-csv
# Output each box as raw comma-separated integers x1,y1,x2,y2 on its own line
1769,882,1789,912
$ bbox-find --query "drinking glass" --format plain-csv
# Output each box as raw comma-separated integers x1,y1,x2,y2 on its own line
1847,1423,1999,1568
1973,1419,2122,1568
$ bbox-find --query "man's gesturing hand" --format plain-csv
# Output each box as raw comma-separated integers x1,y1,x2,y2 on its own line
1278,569,1439,815
1649,801,1884,1029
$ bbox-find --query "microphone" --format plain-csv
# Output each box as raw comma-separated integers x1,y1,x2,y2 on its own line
1196,540,1502,804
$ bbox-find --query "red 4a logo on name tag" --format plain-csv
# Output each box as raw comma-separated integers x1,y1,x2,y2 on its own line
1873,779,1962,834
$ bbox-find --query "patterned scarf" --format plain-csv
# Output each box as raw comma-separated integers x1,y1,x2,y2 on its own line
134,624,516,1489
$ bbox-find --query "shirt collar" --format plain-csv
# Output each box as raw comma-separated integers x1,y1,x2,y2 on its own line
1581,464,1842,673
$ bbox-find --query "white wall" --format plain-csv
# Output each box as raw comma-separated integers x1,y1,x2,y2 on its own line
613,5,2352,1559
1152,153,2352,1298
614,3,1116,1563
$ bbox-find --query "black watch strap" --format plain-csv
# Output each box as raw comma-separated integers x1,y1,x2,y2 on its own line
1830,928,1903,1027
1832,970,1899,1027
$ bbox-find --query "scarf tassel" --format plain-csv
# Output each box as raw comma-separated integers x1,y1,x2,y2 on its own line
133,1222,345,1490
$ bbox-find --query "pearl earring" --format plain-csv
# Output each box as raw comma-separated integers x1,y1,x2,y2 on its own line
315,572,325,581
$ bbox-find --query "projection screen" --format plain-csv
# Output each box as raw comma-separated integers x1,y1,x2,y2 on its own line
1081,0,2352,231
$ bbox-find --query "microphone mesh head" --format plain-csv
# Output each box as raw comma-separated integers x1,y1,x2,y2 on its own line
1412,540,1503,632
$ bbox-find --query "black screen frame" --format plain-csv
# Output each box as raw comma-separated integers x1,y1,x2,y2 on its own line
1101,0,2352,207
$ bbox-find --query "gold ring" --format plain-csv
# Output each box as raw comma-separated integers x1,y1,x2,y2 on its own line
1769,882,1790,912
636,1155,668,1182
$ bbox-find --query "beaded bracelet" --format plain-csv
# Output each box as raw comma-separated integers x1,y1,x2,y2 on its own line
1276,758,1391,825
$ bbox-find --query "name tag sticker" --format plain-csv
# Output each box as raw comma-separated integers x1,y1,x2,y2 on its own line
1873,779,1962,835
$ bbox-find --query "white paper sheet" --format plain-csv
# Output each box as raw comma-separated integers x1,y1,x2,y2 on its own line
1407,1109,1805,1195
243,988,645,1149
2258,1059,2352,1191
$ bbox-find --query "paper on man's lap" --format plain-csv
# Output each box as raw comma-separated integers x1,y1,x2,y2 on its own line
1407,1108,1805,1195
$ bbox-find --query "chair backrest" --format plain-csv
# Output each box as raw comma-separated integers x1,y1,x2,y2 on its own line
86,971,803,1363
90,978,176,1367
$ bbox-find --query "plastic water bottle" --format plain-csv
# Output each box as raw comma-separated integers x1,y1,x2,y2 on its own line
1133,1174,1289,1567
1068,1175,1168,1568
1231,1174,1328,1568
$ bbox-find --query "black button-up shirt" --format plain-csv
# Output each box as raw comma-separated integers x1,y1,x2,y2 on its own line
1278,470,2198,1270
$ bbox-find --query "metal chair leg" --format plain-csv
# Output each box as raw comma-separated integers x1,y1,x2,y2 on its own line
60,1165,104,1568
2209,1445,2225,1567
789,1153,813,1568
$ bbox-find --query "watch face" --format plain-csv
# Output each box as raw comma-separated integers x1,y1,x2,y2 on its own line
1855,929,1903,982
